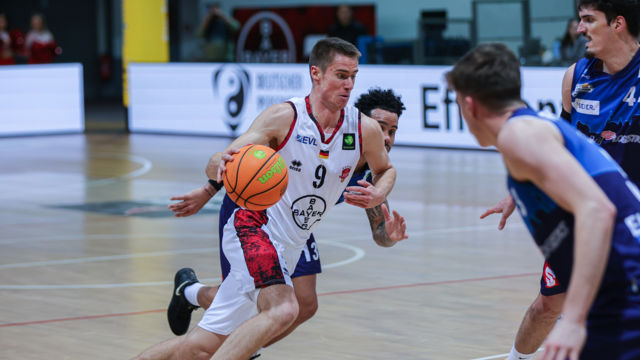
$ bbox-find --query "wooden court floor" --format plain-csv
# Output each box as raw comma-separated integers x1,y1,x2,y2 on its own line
0,134,547,360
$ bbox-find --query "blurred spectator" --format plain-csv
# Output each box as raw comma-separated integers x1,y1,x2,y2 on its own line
25,13,60,64
0,13,14,65
553,19,587,66
197,2,239,62
328,5,368,47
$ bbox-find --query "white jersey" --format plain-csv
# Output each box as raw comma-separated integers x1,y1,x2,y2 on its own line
265,96,362,249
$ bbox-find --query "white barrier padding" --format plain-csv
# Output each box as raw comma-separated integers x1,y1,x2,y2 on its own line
129,63,565,149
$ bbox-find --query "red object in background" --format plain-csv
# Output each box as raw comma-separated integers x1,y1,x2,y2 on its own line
233,5,375,63
0,33,15,65
0,54,15,65
0,55,14,65
9,29,25,55
28,41,59,64
99,54,112,81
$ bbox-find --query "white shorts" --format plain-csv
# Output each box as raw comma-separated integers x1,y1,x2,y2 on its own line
198,208,302,335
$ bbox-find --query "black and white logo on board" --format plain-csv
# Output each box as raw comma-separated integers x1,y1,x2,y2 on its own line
212,65,250,132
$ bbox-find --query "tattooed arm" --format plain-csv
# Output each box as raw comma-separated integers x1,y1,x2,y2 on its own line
365,200,408,247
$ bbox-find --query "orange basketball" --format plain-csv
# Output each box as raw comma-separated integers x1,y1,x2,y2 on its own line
223,144,288,211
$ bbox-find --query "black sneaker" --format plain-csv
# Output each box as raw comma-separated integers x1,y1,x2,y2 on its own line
167,267,200,335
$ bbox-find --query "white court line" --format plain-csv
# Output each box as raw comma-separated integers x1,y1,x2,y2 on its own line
319,239,365,269
471,353,509,360
0,240,364,290
0,223,509,268
0,223,511,289
85,153,153,187
0,277,222,290
0,247,219,269
471,348,543,360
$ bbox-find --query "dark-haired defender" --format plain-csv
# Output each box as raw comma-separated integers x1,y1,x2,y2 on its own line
133,38,401,360
448,42,640,360
159,88,408,357
477,1,640,359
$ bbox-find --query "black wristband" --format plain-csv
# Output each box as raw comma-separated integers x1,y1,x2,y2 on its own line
208,179,224,191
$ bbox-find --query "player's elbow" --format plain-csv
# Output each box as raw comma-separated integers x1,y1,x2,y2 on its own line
590,197,616,224
601,199,617,221
581,197,617,234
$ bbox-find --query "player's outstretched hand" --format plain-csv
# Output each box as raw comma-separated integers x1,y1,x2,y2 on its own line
343,179,386,209
480,194,516,230
169,187,211,217
539,320,585,360
216,148,240,182
382,203,408,243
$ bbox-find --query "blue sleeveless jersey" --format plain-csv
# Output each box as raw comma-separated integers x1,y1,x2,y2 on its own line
569,49,640,186
507,108,640,356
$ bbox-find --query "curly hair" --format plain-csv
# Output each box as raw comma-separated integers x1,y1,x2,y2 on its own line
354,88,406,118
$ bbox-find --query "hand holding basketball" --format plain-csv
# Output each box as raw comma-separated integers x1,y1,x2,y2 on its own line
223,144,288,211
216,148,240,182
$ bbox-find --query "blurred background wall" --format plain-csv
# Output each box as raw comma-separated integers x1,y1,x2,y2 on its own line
0,0,578,135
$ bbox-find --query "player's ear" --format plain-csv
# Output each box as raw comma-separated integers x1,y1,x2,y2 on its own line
310,65,321,82
612,15,625,32
462,95,473,112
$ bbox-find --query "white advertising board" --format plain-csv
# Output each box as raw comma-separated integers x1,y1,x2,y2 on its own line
0,63,84,136
129,63,565,149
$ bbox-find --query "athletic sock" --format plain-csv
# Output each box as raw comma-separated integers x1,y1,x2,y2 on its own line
184,282,204,307
506,345,535,360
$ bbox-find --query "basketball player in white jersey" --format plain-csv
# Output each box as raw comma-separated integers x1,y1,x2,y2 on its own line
162,88,408,360
132,37,397,360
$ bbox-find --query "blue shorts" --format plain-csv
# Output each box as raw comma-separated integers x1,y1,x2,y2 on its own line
292,234,322,278
539,262,640,359
539,261,566,296
220,232,322,279
580,307,640,359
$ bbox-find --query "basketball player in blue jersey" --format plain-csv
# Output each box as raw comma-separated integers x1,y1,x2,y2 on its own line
448,42,640,360
160,88,408,358
477,2,640,359
133,37,398,360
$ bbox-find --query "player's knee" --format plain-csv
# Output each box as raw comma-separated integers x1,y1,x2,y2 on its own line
268,298,299,329
532,294,562,319
179,344,213,360
297,293,318,322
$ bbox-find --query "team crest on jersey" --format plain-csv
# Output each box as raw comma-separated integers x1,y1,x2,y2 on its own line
342,133,356,150
289,159,302,172
601,130,617,140
543,262,559,288
339,166,352,182
291,195,327,230
572,82,594,97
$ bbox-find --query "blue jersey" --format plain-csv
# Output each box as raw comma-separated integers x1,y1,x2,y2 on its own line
569,48,640,186
507,108,640,357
